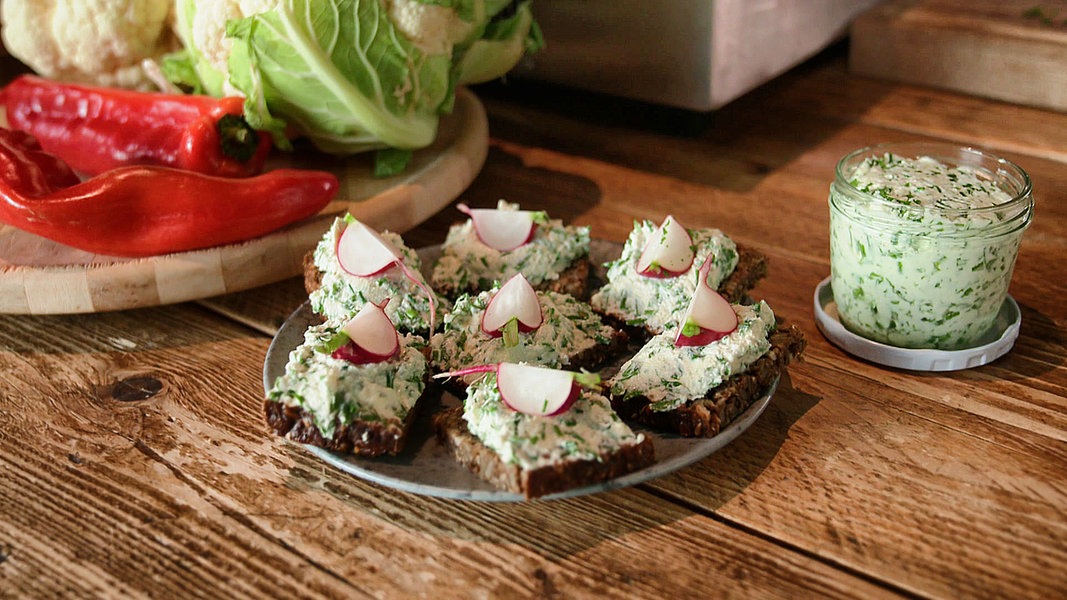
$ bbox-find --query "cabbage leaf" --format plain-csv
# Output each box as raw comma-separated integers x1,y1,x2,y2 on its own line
227,0,454,154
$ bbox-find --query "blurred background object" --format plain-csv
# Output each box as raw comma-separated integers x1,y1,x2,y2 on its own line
0,0,178,90
850,0,1067,112
514,0,883,111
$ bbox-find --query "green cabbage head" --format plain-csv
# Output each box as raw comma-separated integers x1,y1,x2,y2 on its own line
166,0,539,167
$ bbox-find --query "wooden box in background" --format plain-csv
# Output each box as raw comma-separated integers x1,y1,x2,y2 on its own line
850,0,1067,112
515,0,881,111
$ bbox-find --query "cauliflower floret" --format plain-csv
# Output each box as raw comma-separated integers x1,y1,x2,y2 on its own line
175,0,481,97
0,0,178,90
185,0,279,82
385,0,484,56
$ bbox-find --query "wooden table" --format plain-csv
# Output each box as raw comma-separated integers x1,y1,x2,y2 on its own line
2,46,1065,598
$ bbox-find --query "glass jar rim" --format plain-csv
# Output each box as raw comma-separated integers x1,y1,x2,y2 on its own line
833,141,1033,217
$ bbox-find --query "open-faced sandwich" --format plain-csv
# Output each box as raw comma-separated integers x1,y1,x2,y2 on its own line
591,215,768,336
265,202,805,498
265,300,430,456
431,273,626,383
431,201,592,299
607,255,805,437
305,214,445,335
432,363,655,499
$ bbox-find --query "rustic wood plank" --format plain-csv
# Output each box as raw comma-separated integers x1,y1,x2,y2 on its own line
185,124,1066,597
0,306,897,599
849,0,1067,112
755,54,1067,165
42,44,1063,599
641,251,1067,599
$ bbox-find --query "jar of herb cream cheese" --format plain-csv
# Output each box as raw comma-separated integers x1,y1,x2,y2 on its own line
829,142,1033,350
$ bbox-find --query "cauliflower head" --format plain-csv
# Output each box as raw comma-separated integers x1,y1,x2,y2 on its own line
173,0,481,97
164,0,538,164
0,0,179,90
175,0,279,97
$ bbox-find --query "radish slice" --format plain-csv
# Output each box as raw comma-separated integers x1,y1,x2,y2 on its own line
497,363,578,416
341,301,400,357
326,300,400,364
457,203,539,251
334,216,437,332
433,362,603,416
480,274,543,344
675,255,738,347
635,215,695,278
336,218,405,277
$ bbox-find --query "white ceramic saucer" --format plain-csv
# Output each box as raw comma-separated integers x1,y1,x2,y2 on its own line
813,277,1021,371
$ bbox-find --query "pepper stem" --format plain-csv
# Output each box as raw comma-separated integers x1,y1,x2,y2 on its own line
216,114,261,162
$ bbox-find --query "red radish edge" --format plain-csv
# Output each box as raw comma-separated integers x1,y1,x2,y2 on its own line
433,363,600,417
335,218,436,333
674,254,738,347
496,363,580,416
480,274,543,339
457,203,537,252
635,215,695,278
335,219,405,277
331,299,400,364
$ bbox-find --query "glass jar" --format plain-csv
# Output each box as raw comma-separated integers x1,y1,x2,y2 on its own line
829,142,1033,350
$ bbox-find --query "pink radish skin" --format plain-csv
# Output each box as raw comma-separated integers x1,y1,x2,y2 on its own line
336,219,406,277
675,254,738,347
635,215,696,278
433,363,601,417
480,274,543,338
331,300,400,364
458,203,538,252
334,217,437,333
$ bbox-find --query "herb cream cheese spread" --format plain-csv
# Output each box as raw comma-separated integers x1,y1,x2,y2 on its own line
464,372,645,469
268,321,427,439
431,287,618,374
610,301,775,412
830,150,1031,349
431,201,590,293
591,220,738,333
311,217,444,333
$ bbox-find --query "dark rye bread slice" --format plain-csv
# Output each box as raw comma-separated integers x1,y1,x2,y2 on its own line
432,407,655,499
303,250,321,297
264,393,426,457
433,255,591,301
611,325,806,438
720,245,769,304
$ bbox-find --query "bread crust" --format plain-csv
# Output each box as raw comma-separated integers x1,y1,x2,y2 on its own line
720,245,769,304
264,394,425,457
432,407,656,499
433,256,591,301
611,325,806,437
303,250,321,297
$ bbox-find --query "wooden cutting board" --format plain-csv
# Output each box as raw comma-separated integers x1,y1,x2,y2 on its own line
0,88,488,314
849,0,1067,111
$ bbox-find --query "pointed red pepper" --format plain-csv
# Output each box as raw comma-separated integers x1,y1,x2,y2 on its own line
1,75,272,178
0,128,337,257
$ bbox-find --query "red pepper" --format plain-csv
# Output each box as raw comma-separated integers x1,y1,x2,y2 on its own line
0,128,338,257
0,75,273,178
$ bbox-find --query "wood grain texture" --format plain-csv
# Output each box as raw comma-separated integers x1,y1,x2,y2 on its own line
849,0,1067,111
0,306,893,599
3,46,1067,599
